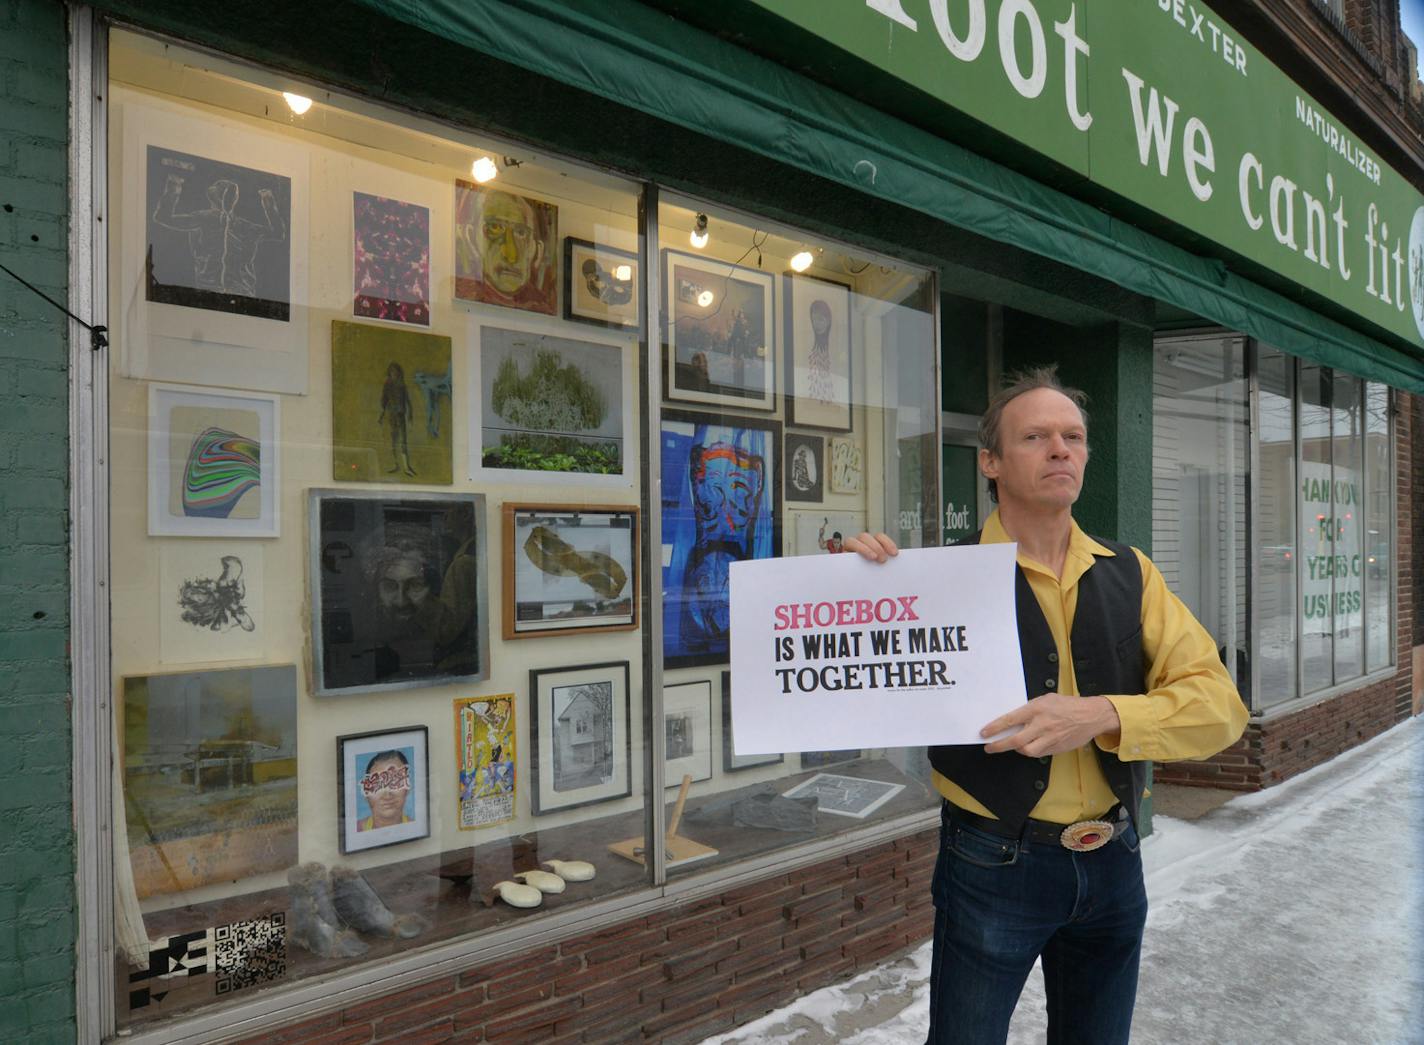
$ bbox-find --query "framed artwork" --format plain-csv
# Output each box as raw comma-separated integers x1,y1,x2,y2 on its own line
785,432,825,503
454,181,557,315
784,272,853,431
828,436,865,494
159,543,265,665
663,249,776,410
148,384,279,538
721,671,782,772
115,94,309,394
782,773,905,819
564,237,640,330
661,410,782,667
353,192,431,326
337,727,430,854
530,662,632,815
664,680,713,787
454,694,517,829
790,510,867,557
121,665,298,898
331,320,453,484
503,504,639,639
471,324,632,483
800,749,862,770
308,490,489,696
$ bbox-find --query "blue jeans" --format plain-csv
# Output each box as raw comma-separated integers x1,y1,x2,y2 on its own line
925,803,1148,1045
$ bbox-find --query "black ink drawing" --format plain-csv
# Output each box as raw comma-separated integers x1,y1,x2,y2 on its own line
178,555,256,633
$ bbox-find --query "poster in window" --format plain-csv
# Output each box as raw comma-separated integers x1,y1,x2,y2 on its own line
530,662,632,814
663,249,776,411
661,410,782,667
504,504,639,638
454,694,517,829
337,727,430,854
353,192,431,326
784,272,853,431
454,181,557,315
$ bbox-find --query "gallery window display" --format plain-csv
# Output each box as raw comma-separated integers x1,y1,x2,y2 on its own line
104,30,942,1031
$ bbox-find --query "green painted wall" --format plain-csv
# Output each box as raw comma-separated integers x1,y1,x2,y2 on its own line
0,0,74,1041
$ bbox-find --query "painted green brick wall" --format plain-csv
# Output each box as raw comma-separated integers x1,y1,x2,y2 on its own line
0,0,75,1041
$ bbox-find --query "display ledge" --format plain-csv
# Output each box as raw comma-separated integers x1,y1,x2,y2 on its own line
120,757,937,1029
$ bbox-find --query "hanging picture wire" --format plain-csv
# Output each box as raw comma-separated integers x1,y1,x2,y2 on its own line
0,257,109,350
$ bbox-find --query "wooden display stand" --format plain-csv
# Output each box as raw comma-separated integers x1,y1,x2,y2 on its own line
608,773,718,867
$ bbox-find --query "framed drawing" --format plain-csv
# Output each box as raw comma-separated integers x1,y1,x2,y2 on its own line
121,665,298,898
159,543,265,665
331,320,453,484
828,436,864,494
308,490,489,696
664,680,713,787
353,191,431,326
564,238,640,330
470,324,633,483
785,432,825,504
721,671,782,772
454,181,557,315
503,504,638,639
337,727,430,854
661,410,782,667
454,694,517,829
148,384,279,538
782,773,905,819
790,510,867,557
784,272,853,431
530,662,632,815
115,93,309,394
663,249,776,410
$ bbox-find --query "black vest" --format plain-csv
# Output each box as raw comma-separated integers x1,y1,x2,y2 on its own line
929,530,1150,830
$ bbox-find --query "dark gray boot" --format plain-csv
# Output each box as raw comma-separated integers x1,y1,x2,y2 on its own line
331,866,427,939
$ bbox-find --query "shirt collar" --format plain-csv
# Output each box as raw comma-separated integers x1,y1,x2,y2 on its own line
981,508,1115,580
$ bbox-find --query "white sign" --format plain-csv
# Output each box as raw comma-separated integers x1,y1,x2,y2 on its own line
728,544,1027,754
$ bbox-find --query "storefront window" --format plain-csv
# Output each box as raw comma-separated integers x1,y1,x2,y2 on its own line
1364,383,1393,671
1330,373,1366,680
1298,363,1334,689
1254,347,1297,707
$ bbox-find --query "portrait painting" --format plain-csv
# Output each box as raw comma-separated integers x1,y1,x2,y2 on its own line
564,237,639,330
782,773,904,819
530,662,631,815
145,145,292,322
337,727,430,854
454,181,557,315
473,325,629,479
309,491,489,696
331,320,452,484
159,543,265,665
455,694,517,829
790,510,867,557
353,192,431,326
721,671,782,772
148,384,280,538
829,436,864,495
663,249,776,411
664,680,712,787
121,665,298,898
784,272,853,431
784,432,825,504
661,410,781,667
504,504,638,638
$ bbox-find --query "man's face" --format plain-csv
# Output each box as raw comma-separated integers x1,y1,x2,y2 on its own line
479,191,537,295
361,756,410,824
980,388,1088,512
376,555,430,622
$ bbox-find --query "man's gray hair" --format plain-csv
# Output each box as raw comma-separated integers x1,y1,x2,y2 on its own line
978,365,1089,504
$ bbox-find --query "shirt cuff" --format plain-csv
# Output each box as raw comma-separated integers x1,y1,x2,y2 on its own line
1096,695,1152,761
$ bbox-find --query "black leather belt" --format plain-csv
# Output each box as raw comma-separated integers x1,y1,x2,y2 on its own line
947,802,1129,852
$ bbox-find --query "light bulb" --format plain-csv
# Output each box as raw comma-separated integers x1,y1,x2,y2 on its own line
613,264,633,281
282,92,313,115
471,156,499,183
696,290,715,308
789,250,814,272
690,213,709,249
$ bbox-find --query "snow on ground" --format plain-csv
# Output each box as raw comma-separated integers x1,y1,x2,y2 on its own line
702,716,1423,1045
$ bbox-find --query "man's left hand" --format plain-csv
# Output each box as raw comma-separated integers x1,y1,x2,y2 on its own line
981,694,1121,757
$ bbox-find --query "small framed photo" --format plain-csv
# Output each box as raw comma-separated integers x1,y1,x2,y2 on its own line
564,238,640,330
782,773,905,819
785,432,825,503
664,680,713,787
148,384,280,538
337,727,430,854
503,504,639,639
664,249,776,411
784,272,853,431
530,661,632,815
721,671,782,772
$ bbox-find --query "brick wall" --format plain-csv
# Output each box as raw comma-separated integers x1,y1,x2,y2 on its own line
230,832,938,1045
0,0,74,1041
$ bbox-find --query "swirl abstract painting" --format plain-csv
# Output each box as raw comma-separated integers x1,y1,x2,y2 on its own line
182,427,262,517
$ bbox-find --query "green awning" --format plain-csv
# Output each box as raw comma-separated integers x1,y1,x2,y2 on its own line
353,1,1424,390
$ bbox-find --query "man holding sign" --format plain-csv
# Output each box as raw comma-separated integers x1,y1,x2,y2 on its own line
847,367,1246,1045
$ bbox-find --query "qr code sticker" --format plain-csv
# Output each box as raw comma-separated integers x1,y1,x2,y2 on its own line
213,912,287,996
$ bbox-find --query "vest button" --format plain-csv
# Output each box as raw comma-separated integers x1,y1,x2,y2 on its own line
1047,652,1058,663
1044,678,1056,689
1039,756,1050,765
1033,780,1046,790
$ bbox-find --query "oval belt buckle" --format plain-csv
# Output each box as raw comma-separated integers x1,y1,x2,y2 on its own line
1060,819,1115,852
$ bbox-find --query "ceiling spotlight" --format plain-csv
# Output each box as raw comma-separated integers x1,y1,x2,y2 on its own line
789,250,814,272
613,264,633,282
696,289,715,308
690,213,709,249
282,92,313,115
471,156,499,183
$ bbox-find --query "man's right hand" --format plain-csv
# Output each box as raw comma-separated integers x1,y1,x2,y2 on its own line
843,532,899,563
